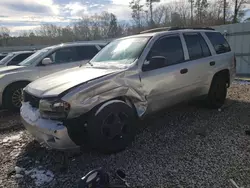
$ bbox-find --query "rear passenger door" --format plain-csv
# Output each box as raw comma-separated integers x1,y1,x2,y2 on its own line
182,32,213,97
204,32,234,76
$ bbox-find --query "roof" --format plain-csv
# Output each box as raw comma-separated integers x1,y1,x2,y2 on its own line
11,51,35,54
117,28,217,40
44,40,110,50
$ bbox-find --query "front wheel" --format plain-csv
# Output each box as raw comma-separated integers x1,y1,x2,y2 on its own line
87,100,136,153
4,83,28,111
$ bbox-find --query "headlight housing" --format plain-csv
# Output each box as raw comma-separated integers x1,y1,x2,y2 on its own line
39,99,70,119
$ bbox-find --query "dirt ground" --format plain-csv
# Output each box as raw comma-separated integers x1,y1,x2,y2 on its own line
0,82,250,188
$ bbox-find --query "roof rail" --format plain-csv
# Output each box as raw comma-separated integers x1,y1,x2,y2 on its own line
140,27,171,34
140,26,215,34
168,27,215,31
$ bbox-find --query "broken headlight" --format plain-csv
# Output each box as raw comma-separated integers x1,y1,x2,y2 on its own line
39,99,70,119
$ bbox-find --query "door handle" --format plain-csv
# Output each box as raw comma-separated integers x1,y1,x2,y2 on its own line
180,68,188,74
210,61,215,66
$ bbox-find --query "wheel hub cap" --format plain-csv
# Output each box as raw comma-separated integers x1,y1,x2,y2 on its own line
12,89,23,108
102,112,128,140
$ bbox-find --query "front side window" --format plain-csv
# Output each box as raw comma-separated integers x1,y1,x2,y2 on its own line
75,46,99,60
90,37,150,69
19,48,51,66
205,32,231,54
147,35,184,66
184,33,211,60
47,47,78,64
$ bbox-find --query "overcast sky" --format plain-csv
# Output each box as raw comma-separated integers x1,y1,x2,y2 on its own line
0,0,249,36
0,0,149,35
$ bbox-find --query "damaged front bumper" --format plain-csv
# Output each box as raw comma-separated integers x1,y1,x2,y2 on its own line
21,103,79,150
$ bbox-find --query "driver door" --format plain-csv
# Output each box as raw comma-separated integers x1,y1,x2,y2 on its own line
140,35,192,113
38,47,81,78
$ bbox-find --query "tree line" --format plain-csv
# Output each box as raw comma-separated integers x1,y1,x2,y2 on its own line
0,0,249,47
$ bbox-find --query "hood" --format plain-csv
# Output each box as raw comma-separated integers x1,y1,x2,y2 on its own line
0,65,24,74
26,66,121,97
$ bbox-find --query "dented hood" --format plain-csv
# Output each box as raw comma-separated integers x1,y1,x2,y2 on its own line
25,66,121,97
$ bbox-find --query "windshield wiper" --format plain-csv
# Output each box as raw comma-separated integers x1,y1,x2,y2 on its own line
80,60,93,67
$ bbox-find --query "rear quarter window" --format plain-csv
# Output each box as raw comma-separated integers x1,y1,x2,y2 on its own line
205,32,231,54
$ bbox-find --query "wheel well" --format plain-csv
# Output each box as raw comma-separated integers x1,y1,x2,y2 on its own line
2,81,30,107
91,96,139,118
114,96,139,118
213,69,230,87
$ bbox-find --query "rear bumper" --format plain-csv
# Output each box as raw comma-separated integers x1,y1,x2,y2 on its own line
20,104,79,150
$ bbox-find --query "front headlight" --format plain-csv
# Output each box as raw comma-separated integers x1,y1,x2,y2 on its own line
39,99,70,119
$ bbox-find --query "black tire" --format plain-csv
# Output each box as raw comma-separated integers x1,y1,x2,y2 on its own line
4,82,28,111
205,75,227,109
87,101,136,153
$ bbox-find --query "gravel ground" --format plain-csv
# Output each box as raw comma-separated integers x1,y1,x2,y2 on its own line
1,82,250,188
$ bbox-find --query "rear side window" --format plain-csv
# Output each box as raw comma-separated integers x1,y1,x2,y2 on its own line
148,36,184,66
205,32,231,54
8,53,34,65
0,55,6,60
184,33,211,60
75,46,99,60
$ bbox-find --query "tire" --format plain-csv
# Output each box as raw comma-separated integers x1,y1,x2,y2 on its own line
87,100,136,153
205,75,227,109
4,82,28,111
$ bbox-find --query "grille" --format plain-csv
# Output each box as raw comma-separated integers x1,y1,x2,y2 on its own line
23,91,40,108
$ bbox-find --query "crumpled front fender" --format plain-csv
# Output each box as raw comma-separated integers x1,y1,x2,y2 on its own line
62,70,148,119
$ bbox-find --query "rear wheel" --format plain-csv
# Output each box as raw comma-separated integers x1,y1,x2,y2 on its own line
4,82,28,111
87,100,136,153
205,75,227,109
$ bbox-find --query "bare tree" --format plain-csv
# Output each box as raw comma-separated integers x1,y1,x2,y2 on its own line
146,0,160,28
129,0,144,30
0,27,10,46
189,0,195,24
195,0,209,25
232,0,249,23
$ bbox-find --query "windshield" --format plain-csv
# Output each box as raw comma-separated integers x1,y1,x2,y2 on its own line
90,37,150,68
0,53,15,65
19,48,51,66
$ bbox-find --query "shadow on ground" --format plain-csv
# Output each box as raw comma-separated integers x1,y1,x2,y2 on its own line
15,99,250,188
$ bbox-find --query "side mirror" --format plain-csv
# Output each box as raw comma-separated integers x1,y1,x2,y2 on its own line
150,56,167,66
42,58,53,65
142,56,167,71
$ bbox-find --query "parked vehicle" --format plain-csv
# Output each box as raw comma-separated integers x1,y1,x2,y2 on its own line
0,51,35,66
0,53,8,61
21,28,236,153
0,41,107,111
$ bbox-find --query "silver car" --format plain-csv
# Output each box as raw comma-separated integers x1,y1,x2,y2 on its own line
0,41,107,111
0,51,35,66
21,28,236,153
